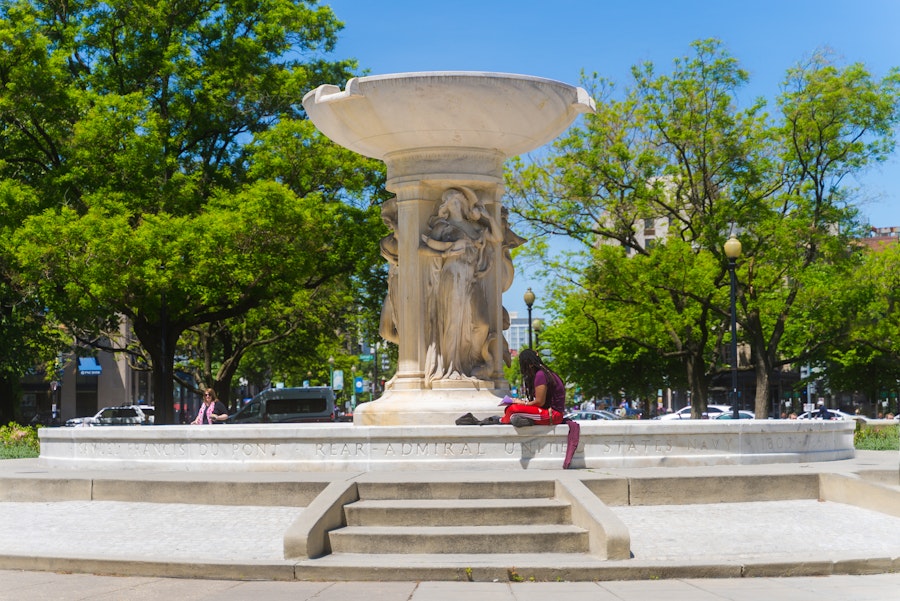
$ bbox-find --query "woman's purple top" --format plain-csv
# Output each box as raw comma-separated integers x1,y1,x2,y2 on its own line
534,369,566,414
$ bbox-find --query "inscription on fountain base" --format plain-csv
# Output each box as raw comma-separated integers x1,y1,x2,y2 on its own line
40,421,855,472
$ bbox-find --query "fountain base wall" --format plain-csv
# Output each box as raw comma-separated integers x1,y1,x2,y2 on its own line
39,420,855,472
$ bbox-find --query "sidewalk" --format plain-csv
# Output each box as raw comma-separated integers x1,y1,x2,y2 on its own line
2,570,899,601
0,452,897,598
3,497,900,566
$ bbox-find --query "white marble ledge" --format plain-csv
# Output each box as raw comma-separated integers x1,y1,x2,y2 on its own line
38,421,855,472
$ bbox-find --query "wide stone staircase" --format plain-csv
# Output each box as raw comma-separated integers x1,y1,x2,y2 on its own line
290,477,629,581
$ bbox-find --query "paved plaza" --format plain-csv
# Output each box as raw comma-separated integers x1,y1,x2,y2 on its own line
3,498,900,565
0,451,897,599
1,570,899,601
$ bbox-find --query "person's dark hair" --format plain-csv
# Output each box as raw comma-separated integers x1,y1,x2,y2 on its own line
518,348,555,402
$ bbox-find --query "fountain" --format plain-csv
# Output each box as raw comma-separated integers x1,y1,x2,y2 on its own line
38,72,855,472
302,71,595,425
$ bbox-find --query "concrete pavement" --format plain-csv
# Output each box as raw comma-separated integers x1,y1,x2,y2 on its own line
0,451,897,598
2,570,900,601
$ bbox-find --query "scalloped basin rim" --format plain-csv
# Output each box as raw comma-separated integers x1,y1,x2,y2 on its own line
350,70,588,88
301,70,591,101
302,70,596,160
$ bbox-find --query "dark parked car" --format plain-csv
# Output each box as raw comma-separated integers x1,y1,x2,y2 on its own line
29,412,62,427
226,387,336,424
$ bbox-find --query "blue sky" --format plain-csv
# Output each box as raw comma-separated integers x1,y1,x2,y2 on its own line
321,0,900,316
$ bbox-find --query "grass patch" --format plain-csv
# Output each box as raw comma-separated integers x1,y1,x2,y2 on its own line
0,422,40,459
854,424,899,451
0,444,39,459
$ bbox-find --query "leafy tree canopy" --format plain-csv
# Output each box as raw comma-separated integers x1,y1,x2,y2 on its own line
1,0,386,423
506,40,900,416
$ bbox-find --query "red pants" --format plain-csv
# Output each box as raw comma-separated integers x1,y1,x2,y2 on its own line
501,403,563,425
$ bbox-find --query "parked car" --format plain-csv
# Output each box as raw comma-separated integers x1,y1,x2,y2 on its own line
29,411,62,427
796,409,862,422
565,410,621,421
715,410,756,420
225,386,336,424
656,404,732,420
65,405,155,427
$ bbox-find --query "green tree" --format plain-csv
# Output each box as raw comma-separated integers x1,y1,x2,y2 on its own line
508,40,765,416
506,41,900,419
547,238,721,416
167,119,388,408
824,243,900,406
740,51,900,416
2,0,379,424
0,182,66,423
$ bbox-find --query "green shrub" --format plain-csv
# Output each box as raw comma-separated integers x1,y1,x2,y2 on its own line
0,422,40,459
854,424,899,451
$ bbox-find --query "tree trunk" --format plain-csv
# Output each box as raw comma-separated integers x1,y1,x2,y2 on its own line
215,360,240,413
0,375,19,425
150,354,176,425
754,365,771,419
745,307,771,419
133,317,182,425
686,354,708,418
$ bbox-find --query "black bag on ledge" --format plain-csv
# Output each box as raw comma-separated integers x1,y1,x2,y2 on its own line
455,412,480,425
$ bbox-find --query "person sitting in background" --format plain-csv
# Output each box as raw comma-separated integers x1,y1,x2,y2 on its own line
501,349,565,427
191,389,228,425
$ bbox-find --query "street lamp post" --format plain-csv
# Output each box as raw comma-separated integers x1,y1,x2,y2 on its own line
724,234,742,420
524,288,535,349
50,380,59,426
373,342,378,400
238,377,248,411
328,356,335,391
532,318,544,348
351,365,357,412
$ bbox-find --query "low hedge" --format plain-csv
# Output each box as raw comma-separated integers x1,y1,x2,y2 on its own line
854,423,899,451
0,422,40,459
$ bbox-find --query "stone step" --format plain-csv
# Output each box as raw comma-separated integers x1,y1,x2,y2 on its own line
344,498,571,527
355,479,556,500
328,524,589,555
295,552,614,582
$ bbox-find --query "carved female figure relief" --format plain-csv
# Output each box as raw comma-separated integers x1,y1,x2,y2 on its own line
378,198,400,345
499,205,527,370
420,187,501,384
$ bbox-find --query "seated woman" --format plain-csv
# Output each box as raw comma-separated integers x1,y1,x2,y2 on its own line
502,349,565,426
